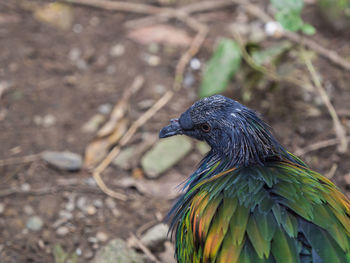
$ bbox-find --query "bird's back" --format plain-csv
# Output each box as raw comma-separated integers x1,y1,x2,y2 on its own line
171,159,350,263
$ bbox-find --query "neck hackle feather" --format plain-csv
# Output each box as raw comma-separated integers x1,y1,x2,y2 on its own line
159,95,350,263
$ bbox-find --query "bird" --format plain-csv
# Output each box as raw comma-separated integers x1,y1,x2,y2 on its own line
159,95,350,263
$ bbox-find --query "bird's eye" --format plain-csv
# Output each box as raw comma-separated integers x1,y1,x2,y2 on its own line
200,123,211,133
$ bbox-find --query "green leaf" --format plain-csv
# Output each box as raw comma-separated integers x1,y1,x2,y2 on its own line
275,10,303,32
301,23,316,35
251,41,292,66
199,39,241,98
270,0,303,11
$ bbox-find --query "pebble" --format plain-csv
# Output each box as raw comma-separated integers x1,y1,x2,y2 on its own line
73,23,83,34
140,223,168,250
190,58,201,70
82,114,105,133
20,183,31,192
110,44,125,57
105,197,116,209
69,48,81,61
59,210,73,220
96,231,108,242
26,216,44,231
56,226,69,236
112,146,136,170
77,196,87,211
98,104,112,115
91,239,144,263
264,21,284,38
24,205,34,215
41,151,82,171
142,53,161,66
86,205,97,215
93,199,103,208
0,203,5,214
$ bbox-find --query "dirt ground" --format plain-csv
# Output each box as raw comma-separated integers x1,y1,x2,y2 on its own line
1,1,350,262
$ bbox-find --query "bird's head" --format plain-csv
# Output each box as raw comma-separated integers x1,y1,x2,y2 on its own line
159,95,285,166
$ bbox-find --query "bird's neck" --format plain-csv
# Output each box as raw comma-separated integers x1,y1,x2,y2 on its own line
184,146,302,191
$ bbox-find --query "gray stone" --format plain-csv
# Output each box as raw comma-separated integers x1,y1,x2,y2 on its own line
91,239,144,263
112,146,136,170
26,216,43,231
141,136,192,178
196,141,211,155
0,203,5,214
140,223,168,250
41,151,82,171
56,226,69,236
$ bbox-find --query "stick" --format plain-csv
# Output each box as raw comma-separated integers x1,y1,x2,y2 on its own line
63,0,167,14
302,49,348,153
0,153,41,167
295,136,350,156
129,233,162,263
125,0,234,28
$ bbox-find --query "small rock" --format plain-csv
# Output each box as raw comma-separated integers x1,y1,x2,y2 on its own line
59,210,73,220
20,183,31,192
98,104,112,115
73,23,83,33
76,248,82,256
196,141,211,155
56,226,69,236
141,136,192,178
137,99,155,110
112,146,136,170
82,114,105,133
264,21,284,38
41,151,82,171
86,205,97,215
92,239,144,263
93,199,103,208
190,58,201,70
77,196,87,210
105,197,116,209
24,205,34,215
26,216,43,231
69,48,81,61
142,53,161,66
140,223,168,250
110,44,125,57
183,72,195,88
0,203,5,214
96,231,108,242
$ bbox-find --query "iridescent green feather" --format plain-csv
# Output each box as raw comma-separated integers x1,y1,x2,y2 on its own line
173,160,350,263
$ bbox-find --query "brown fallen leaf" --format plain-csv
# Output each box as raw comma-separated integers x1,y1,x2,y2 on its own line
84,118,129,168
84,76,144,168
127,24,192,47
33,2,73,30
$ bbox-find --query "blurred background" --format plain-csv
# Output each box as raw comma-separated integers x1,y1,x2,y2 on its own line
1,0,350,262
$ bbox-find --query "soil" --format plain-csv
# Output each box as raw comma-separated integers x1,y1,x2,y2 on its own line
1,1,350,262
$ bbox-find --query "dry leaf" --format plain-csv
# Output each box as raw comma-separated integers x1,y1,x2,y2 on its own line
127,25,192,47
84,118,129,167
34,2,73,30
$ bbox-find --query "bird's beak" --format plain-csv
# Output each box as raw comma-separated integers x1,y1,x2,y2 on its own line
159,118,183,138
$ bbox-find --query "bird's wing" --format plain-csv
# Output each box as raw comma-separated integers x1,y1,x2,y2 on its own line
174,162,350,263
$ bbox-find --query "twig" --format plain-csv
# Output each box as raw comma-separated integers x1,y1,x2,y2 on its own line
0,153,41,167
125,0,233,28
63,0,167,14
234,0,350,72
295,136,350,156
325,163,338,179
302,49,348,153
129,233,162,263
